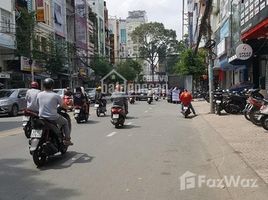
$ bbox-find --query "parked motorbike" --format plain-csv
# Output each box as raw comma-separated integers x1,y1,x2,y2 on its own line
213,89,224,115
111,105,126,128
95,100,106,117
259,99,268,130
74,105,89,123
63,95,73,111
29,108,71,167
23,109,38,138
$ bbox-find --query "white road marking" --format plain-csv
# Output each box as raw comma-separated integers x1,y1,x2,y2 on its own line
145,110,148,113
106,132,117,137
62,153,85,167
149,107,152,110
126,122,133,125
0,128,22,138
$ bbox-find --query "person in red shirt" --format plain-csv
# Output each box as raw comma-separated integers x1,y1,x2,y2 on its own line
180,89,196,116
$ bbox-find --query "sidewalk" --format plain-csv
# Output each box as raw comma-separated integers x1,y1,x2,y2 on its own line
193,100,268,184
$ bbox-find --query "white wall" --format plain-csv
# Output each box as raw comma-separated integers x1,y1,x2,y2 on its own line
0,0,12,12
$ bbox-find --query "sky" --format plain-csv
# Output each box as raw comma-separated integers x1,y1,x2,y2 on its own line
106,0,183,39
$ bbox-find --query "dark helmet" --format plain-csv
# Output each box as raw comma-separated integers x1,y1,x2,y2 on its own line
76,87,82,92
31,81,39,89
43,78,54,90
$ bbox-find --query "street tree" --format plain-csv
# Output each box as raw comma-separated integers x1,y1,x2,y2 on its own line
175,48,207,85
91,56,113,78
131,22,178,80
116,59,142,81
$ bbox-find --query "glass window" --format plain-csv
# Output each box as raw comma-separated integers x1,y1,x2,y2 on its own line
1,9,11,33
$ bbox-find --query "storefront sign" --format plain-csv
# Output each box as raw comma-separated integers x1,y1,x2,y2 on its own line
235,44,253,60
217,39,226,57
20,56,45,72
0,73,10,79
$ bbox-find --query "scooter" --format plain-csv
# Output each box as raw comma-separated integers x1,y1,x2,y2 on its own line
74,105,89,123
95,100,106,117
181,103,191,118
23,109,38,138
111,105,126,128
129,97,135,104
147,97,153,104
29,108,70,167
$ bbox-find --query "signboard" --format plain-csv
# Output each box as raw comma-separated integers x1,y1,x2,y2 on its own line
54,1,65,37
241,0,268,34
36,0,45,22
0,73,10,79
235,44,253,60
75,0,87,50
217,39,226,57
20,56,45,72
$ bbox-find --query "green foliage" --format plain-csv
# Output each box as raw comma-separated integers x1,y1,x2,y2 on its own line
116,59,142,81
16,8,35,57
91,57,113,78
175,49,207,80
131,22,178,75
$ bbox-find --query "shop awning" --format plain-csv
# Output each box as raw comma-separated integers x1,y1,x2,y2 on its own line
241,18,268,41
228,55,250,66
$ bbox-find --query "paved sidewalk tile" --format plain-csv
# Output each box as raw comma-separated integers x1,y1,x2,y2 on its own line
193,100,268,183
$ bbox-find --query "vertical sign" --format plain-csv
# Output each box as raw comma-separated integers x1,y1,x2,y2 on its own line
36,0,45,22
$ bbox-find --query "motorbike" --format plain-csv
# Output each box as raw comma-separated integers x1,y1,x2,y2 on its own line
23,109,38,138
259,99,268,130
95,100,106,117
213,89,224,115
29,108,71,167
129,96,135,104
147,96,153,104
153,94,159,101
111,105,126,128
63,95,73,111
181,103,191,118
74,105,89,123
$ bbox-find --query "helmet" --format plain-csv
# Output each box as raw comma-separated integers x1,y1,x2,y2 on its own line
43,78,54,90
31,81,39,89
96,86,101,91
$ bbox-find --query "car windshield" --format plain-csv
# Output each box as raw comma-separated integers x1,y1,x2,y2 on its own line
53,89,64,95
85,88,95,93
0,90,14,98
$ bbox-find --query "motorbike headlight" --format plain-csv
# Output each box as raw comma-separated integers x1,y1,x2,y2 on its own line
0,100,9,106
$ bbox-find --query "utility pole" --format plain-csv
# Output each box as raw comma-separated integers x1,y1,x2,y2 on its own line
29,23,34,82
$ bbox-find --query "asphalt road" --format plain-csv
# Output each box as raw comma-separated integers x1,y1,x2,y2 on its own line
0,100,268,200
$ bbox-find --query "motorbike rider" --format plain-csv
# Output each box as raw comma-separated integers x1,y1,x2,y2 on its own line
26,81,40,113
37,78,73,146
147,88,153,100
111,84,128,115
95,86,107,109
73,87,89,114
180,89,197,116
64,87,73,96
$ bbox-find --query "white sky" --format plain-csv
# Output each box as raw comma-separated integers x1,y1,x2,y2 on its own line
106,0,183,39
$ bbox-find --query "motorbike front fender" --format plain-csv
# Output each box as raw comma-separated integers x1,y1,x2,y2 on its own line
29,138,40,154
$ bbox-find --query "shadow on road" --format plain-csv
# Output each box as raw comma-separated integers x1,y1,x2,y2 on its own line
121,124,141,129
0,158,80,200
39,151,94,170
0,121,22,132
126,116,138,120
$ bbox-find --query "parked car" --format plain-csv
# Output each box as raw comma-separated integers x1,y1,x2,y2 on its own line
85,88,96,102
0,88,28,116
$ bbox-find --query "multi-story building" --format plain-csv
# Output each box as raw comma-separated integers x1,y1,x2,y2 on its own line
88,0,105,56
118,19,127,60
108,17,120,64
0,0,16,88
126,10,148,73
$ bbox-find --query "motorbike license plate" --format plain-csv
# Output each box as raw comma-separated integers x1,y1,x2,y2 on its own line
22,116,30,122
216,100,221,104
94,104,99,108
113,114,119,119
74,109,80,114
183,106,188,110
31,129,42,138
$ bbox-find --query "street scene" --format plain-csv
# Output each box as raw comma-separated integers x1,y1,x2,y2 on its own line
1,0,268,199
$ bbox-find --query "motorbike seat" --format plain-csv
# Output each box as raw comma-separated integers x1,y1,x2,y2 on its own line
40,118,61,134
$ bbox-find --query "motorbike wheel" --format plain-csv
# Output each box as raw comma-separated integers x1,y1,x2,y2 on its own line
261,116,268,131
96,109,100,117
33,147,46,167
249,109,262,126
244,111,250,121
76,118,81,124
216,104,221,115
24,124,31,138
61,146,68,155
85,113,89,122
225,104,240,114
115,123,120,128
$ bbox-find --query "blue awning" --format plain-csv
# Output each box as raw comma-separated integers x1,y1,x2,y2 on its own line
219,57,234,71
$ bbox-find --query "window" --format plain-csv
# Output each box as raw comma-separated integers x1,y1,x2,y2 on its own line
1,9,11,33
